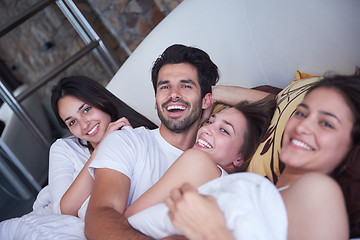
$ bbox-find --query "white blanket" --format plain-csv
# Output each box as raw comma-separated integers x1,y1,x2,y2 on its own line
0,186,86,240
128,173,288,240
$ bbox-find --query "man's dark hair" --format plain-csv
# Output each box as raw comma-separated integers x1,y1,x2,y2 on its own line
151,44,219,98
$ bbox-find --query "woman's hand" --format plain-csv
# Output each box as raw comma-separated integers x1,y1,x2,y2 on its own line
165,183,234,240
106,117,132,134
100,117,132,144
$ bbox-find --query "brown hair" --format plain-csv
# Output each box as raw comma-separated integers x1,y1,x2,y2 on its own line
232,95,276,172
311,72,360,238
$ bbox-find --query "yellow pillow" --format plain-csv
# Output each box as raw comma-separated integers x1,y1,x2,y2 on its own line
292,70,319,83
247,76,322,183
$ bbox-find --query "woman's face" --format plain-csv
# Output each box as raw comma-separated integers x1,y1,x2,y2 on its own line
280,87,354,174
193,107,247,172
58,95,111,149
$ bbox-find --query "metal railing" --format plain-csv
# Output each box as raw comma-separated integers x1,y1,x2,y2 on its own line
0,0,119,195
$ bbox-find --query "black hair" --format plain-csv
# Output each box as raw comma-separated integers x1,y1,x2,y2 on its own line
51,76,158,149
232,95,276,172
151,44,219,98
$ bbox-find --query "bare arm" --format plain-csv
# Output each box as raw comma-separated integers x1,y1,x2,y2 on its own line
281,173,349,240
201,85,273,124
212,85,272,106
165,183,235,240
85,168,151,240
60,117,132,216
124,149,221,218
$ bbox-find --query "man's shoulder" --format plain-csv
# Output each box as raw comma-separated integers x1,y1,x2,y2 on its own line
102,126,159,148
111,126,158,138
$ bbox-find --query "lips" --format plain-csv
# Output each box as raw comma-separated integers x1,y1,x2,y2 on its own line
163,100,188,113
166,105,186,111
291,138,314,151
196,138,213,149
87,123,99,135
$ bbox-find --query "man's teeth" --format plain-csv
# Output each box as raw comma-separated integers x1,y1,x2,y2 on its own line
88,124,99,135
167,105,186,111
291,139,313,150
197,139,212,149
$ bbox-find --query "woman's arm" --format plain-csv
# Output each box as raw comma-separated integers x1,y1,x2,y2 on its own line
165,183,235,240
58,117,132,216
124,149,221,218
281,173,349,240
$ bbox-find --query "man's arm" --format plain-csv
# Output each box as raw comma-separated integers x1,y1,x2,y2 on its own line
212,85,272,106
201,85,274,125
84,168,152,240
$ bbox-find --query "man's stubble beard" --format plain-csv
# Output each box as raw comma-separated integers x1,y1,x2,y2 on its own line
157,101,203,133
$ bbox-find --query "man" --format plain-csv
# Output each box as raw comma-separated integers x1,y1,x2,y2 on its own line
85,44,219,239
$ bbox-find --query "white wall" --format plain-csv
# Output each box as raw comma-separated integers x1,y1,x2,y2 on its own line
107,0,360,126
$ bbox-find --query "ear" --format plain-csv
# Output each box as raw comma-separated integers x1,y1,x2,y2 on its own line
233,156,244,168
202,93,212,110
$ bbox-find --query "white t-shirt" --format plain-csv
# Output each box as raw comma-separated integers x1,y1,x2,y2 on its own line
47,135,91,214
128,173,288,240
89,126,183,207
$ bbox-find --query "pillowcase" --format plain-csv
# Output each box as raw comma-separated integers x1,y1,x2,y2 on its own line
246,76,322,183
292,70,319,83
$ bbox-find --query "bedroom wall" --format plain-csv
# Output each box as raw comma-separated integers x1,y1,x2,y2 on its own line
0,0,182,98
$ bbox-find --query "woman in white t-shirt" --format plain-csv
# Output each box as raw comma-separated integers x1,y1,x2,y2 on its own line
47,75,157,216
0,75,157,239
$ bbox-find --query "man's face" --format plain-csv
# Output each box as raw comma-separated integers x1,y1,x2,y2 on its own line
155,63,204,133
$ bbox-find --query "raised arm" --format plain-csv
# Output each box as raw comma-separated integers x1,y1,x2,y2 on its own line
201,85,273,124
212,85,272,106
85,168,150,240
124,149,221,218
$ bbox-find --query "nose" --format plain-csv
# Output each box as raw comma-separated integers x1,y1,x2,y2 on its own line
169,87,180,101
79,116,90,131
295,116,314,135
200,123,214,136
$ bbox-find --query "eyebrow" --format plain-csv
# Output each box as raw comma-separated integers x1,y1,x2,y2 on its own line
157,79,197,87
211,114,235,133
63,103,86,122
298,103,342,123
223,119,235,132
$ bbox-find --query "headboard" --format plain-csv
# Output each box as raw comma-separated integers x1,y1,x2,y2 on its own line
106,0,360,126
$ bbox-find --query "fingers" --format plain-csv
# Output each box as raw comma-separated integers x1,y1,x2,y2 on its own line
106,117,132,133
179,183,197,193
111,117,132,129
99,117,132,144
166,183,198,215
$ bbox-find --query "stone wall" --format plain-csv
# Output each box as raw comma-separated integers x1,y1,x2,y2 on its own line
0,0,182,97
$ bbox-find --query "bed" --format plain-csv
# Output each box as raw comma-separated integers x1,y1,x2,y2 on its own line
1,0,359,239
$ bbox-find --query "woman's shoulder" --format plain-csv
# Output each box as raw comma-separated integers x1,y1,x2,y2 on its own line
181,149,217,167
291,173,343,199
50,135,85,150
182,148,213,159
296,172,339,187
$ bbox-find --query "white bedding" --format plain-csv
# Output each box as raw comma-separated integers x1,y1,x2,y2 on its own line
0,186,87,240
0,211,85,240
128,173,288,240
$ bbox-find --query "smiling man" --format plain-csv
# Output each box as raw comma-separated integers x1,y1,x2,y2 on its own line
85,44,219,239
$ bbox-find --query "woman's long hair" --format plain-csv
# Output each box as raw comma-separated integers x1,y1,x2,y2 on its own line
51,76,158,150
